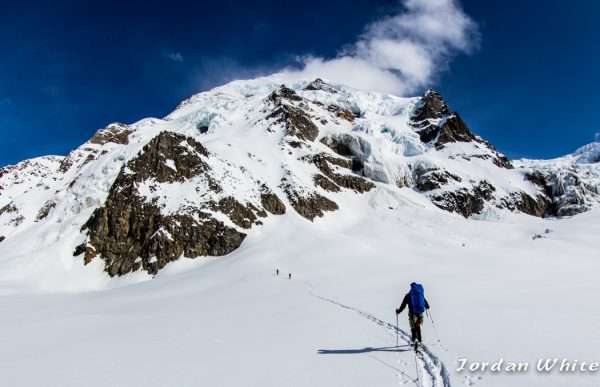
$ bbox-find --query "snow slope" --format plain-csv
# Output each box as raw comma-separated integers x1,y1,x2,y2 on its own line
1,187,598,386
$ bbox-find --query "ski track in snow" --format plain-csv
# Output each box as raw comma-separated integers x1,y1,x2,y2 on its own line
299,281,451,387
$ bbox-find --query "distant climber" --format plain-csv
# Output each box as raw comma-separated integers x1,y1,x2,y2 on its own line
276,269,279,275
288,273,291,280
396,282,430,348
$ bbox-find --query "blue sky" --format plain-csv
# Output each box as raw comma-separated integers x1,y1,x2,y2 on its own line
1,0,599,166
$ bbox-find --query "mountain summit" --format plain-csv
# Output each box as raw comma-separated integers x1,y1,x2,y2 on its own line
1,77,599,277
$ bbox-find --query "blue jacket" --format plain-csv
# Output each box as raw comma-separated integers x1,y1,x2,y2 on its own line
398,292,430,315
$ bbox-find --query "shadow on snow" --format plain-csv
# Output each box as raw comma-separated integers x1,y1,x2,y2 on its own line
318,345,412,355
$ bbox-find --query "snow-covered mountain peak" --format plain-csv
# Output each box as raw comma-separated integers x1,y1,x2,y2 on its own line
572,141,600,163
2,76,600,281
412,88,452,123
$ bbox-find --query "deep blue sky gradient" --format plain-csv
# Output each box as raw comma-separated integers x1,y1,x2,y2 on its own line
1,0,599,165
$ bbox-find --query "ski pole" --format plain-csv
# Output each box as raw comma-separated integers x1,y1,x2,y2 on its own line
396,313,399,347
426,309,441,343
414,350,421,386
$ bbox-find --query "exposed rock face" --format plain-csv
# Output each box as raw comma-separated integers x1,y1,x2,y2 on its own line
265,85,320,142
76,131,247,276
213,197,262,229
58,125,133,175
285,191,338,221
80,199,245,276
314,174,341,192
0,236,5,243
267,104,319,142
431,181,496,218
321,135,357,157
327,104,357,122
308,153,374,194
432,189,484,218
431,182,490,217
260,192,286,215
411,89,452,125
304,78,338,93
126,131,212,184
281,175,338,221
0,203,17,216
410,90,513,169
35,200,56,221
510,192,552,217
267,85,303,105
416,170,462,192
89,123,132,145
320,134,368,172
434,114,477,146
524,168,600,216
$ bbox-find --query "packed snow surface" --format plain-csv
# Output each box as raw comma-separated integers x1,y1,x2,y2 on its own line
1,189,599,386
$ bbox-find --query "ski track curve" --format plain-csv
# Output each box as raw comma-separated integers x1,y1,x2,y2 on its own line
300,281,451,387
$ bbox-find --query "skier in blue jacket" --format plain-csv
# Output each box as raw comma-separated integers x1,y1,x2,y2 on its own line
396,283,430,345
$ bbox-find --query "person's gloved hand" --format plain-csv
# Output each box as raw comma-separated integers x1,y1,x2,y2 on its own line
395,308,400,315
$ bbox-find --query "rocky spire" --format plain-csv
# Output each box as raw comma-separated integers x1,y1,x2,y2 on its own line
411,89,452,124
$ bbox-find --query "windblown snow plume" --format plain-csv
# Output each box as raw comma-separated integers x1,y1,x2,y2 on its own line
284,0,478,94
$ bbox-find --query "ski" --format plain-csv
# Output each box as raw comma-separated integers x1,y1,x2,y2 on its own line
414,342,424,359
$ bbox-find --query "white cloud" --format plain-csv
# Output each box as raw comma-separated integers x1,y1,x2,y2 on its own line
165,52,184,63
281,0,478,95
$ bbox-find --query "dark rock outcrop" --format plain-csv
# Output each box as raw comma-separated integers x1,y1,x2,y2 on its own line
304,78,338,93
411,89,452,125
314,174,341,192
286,191,339,221
510,192,553,217
524,168,598,216
35,200,56,221
126,131,212,184
321,135,355,157
416,170,462,192
213,197,261,229
267,85,302,105
432,189,485,218
0,203,17,216
320,135,366,172
9,215,25,227
474,181,497,201
414,112,478,150
281,176,338,221
309,153,374,193
260,192,286,215
79,198,245,276
76,131,246,276
435,115,477,146
411,90,513,169
267,104,319,142
89,123,132,145
327,104,357,122
0,236,5,243
431,181,496,218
